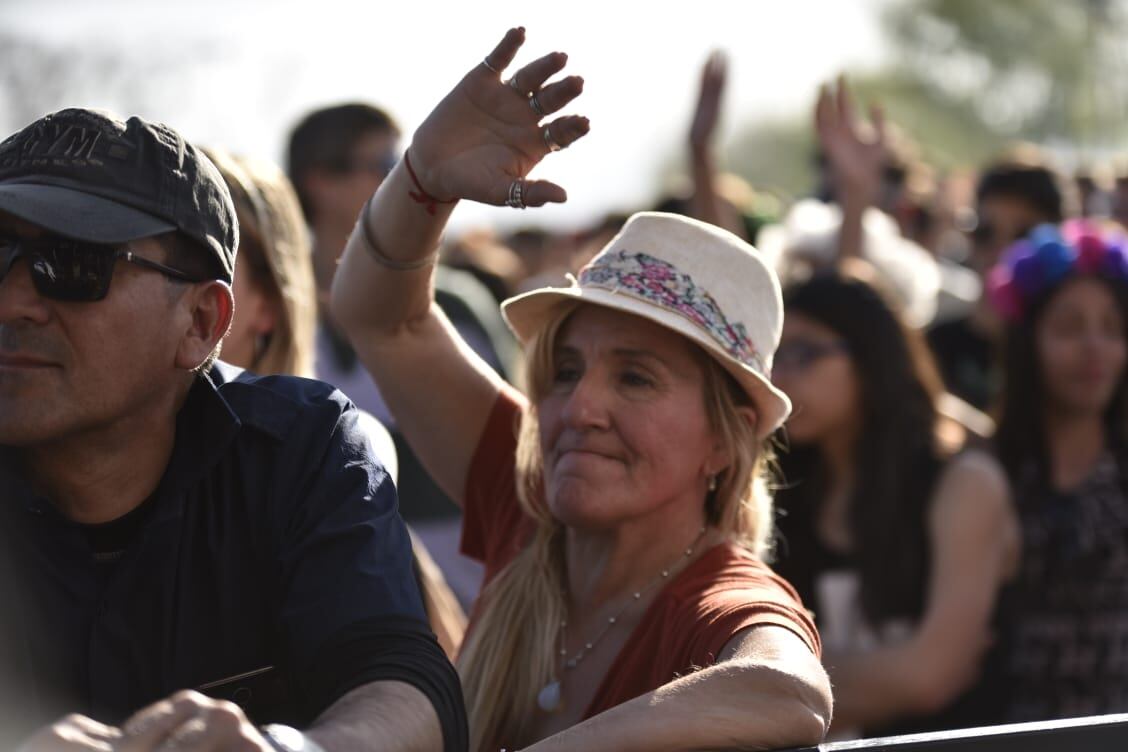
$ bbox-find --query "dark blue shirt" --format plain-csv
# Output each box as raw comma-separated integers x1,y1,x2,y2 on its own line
0,363,466,748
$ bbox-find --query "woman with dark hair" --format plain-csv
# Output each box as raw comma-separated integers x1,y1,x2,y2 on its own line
772,264,1019,737
988,220,1128,721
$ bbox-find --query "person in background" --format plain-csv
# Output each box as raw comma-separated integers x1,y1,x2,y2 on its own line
759,80,944,333
1113,167,1128,229
287,104,500,607
330,27,832,752
202,148,315,378
772,265,1018,738
988,220,1128,721
928,150,1069,410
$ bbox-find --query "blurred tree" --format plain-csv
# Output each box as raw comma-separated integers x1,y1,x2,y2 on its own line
883,0,1128,153
0,31,229,137
0,32,87,132
725,118,816,202
724,0,1128,201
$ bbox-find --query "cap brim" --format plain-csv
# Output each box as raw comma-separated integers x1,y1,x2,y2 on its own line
502,286,792,440
0,183,175,243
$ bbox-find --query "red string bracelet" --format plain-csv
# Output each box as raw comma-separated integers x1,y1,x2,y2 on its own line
403,151,456,215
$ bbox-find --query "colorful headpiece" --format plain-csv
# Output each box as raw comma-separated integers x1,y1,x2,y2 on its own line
986,220,1128,323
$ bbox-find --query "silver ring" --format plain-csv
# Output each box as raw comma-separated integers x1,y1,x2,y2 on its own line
506,178,527,209
481,58,500,75
506,75,528,97
529,92,547,118
543,126,563,153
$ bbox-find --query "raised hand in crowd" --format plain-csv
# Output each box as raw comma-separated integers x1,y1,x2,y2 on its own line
408,27,589,209
815,76,888,258
331,27,591,505
686,51,748,239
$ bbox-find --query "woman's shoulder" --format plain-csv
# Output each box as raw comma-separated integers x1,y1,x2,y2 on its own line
932,449,1011,515
666,543,808,615
927,449,1018,571
657,542,821,657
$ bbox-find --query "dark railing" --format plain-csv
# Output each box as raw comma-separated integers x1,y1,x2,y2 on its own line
778,713,1128,751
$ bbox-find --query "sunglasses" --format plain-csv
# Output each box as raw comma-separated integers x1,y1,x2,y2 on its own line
0,233,202,302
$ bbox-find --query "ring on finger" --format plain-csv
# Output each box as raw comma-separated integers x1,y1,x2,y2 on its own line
543,126,563,153
506,178,528,209
481,58,501,75
529,92,548,118
506,75,529,97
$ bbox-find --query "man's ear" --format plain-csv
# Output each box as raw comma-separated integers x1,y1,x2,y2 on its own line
174,281,234,371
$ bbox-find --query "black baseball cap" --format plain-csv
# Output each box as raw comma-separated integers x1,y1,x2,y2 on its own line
0,108,238,283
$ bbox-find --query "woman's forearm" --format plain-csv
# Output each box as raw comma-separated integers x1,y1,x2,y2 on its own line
836,190,869,261
688,147,748,241
330,156,455,340
825,643,921,731
523,658,830,752
825,632,981,731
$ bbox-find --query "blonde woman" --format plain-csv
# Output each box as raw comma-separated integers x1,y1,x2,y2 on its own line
200,147,317,378
332,29,831,752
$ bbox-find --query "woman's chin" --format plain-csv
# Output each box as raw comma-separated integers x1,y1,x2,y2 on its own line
548,486,624,531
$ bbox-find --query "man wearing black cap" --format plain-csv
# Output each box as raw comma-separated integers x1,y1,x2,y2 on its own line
0,109,465,751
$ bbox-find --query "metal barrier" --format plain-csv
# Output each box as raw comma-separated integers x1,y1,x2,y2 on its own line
778,713,1128,751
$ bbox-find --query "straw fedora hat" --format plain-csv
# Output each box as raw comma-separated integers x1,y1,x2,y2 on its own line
502,212,791,439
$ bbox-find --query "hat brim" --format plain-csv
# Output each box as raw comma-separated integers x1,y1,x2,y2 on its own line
0,183,175,243
502,285,792,440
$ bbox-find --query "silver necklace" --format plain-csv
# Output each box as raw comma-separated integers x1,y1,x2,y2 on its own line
536,526,708,714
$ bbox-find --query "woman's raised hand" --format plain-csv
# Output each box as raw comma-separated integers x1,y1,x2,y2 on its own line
408,27,590,209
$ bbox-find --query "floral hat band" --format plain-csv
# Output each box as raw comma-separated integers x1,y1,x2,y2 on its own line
986,220,1128,323
577,249,766,373
501,212,792,440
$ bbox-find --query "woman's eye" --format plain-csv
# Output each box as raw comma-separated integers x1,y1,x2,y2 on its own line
621,370,654,388
553,365,581,384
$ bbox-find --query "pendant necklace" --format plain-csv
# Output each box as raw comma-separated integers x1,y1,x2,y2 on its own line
536,526,708,714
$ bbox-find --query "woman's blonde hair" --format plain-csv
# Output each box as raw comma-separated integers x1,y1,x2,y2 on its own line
202,147,317,378
457,301,776,752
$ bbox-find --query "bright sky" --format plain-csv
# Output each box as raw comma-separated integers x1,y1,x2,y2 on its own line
1,0,889,231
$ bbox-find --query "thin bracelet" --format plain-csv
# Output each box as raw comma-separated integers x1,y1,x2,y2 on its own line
355,194,439,271
403,149,456,216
